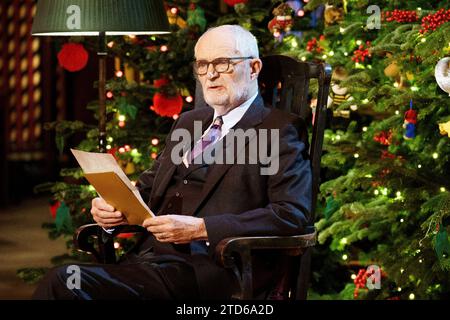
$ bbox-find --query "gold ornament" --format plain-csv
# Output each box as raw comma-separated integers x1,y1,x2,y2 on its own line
324,5,344,26
439,121,450,137
167,9,187,29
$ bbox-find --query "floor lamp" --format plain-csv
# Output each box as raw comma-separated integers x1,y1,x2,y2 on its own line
31,0,170,152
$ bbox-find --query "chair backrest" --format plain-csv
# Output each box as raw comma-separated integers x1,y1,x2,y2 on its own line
195,55,332,222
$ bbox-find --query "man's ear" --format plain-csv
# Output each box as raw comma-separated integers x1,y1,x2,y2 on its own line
250,58,263,80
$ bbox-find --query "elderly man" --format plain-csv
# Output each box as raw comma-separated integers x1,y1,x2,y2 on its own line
33,25,311,300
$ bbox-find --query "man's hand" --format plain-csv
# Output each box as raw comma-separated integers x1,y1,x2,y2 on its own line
143,215,208,244
91,197,128,228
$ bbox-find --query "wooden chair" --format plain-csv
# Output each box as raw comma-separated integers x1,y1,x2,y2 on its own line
74,55,332,300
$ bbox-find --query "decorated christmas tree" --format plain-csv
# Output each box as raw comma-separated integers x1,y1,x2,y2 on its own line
23,0,450,299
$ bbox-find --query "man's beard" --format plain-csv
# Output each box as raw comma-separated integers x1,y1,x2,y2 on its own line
204,85,248,109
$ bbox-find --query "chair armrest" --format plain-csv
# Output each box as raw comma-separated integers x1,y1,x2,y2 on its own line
73,224,148,263
216,230,316,268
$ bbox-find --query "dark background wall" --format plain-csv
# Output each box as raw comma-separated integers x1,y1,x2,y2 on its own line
0,0,112,207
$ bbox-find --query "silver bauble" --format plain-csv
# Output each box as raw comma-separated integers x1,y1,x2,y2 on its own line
435,57,450,96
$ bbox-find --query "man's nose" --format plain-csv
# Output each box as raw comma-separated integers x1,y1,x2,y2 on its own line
206,63,219,79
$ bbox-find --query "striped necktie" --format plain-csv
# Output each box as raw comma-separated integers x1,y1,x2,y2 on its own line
189,116,223,163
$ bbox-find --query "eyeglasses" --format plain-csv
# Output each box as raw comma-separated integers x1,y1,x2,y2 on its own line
193,57,253,76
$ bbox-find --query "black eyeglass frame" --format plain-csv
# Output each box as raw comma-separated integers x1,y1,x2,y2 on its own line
193,56,254,76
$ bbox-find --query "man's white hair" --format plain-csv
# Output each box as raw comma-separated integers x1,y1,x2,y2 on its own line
194,24,260,58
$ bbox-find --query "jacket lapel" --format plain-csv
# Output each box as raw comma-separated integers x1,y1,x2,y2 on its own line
149,108,214,212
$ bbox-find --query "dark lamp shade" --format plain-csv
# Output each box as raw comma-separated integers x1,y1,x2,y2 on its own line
31,0,170,36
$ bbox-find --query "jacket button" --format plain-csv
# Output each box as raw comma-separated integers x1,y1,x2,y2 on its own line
183,180,188,185
175,192,180,197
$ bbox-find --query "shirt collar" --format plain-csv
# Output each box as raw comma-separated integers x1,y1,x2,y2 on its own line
212,92,258,134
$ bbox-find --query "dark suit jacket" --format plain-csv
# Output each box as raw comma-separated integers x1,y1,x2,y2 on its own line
136,94,312,299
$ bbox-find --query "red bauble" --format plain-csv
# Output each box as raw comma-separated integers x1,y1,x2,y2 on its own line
224,0,248,6
152,92,183,117
153,77,169,88
57,43,89,72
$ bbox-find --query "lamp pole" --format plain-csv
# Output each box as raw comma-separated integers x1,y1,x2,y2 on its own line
98,31,107,153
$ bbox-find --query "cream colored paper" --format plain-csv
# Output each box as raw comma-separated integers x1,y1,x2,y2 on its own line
71,149,154,225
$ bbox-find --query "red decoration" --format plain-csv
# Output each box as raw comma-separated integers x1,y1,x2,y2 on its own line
223,0,248,6
381,150,397,160
374,130,392,146
49,200,61,219
268,3,294,35
57,43,89,72
353,268,368,299
383,10,418,23
153,77,170,88
420,8,450,34
352,41,372,63
152,92,183,117
107,147,119,160
306,35,326,53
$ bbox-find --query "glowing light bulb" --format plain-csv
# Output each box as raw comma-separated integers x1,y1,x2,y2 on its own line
417,164,422,168
170,7,178,15
114,242,120,249
160,45,168,52
351,274,356,280
354,153,360,159
185,96,194,103
362,127,368,132
106,91,114,99
432,153,438,159
118,115,126,122
342,254,348,261
301,57,307,61
115,70,124,78
409,293,415,300
151,138,159,146
440,187,446,192
107,41,115,48
297,9,305,17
